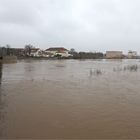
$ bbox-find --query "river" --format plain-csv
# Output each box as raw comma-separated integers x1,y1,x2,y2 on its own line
0,59,140,139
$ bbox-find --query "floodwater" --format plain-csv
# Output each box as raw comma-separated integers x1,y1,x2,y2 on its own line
0,59,140,139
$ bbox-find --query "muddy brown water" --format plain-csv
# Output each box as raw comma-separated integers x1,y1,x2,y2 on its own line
0,59,140,139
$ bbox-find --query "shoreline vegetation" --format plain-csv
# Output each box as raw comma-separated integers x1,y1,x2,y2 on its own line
0,56,140,64
0,45,140,63
0,53,140,62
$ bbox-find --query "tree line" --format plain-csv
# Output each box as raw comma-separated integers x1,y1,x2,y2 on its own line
0,45,104,59
69,49,103,59
0,44,35,58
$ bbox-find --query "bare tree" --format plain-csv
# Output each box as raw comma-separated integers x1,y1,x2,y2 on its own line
24,44,34,56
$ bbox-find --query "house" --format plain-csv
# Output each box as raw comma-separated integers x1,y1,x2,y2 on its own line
45,47,70,58
41,51,51,58
106,51,123,59
127,51,137,59
30,48,43,57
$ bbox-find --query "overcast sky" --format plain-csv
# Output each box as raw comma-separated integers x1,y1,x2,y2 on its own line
0,0,140,53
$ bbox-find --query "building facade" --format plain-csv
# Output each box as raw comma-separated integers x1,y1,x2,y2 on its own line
30,48,43,57
45,47,70,58
127,51,137,59
106,51,123,59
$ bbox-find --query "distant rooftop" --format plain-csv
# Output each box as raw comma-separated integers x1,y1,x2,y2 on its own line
46,47,68,52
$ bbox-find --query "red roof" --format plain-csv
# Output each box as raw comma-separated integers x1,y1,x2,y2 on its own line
46,47,68,52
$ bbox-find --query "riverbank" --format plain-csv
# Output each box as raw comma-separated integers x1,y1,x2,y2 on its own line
0,56,17,63
1,56,139,64
17,56,140,61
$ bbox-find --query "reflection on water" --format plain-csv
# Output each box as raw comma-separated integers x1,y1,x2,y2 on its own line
1,59,140,139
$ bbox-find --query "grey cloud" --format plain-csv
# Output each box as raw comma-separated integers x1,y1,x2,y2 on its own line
0,0,140,53
0,0,41,26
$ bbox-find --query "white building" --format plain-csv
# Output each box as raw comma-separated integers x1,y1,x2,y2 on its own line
127,51,137,59
30,48,43,57
106,51,123,59
45,47,70,58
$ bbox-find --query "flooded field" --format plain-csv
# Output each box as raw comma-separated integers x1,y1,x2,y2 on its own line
0,59,140,139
